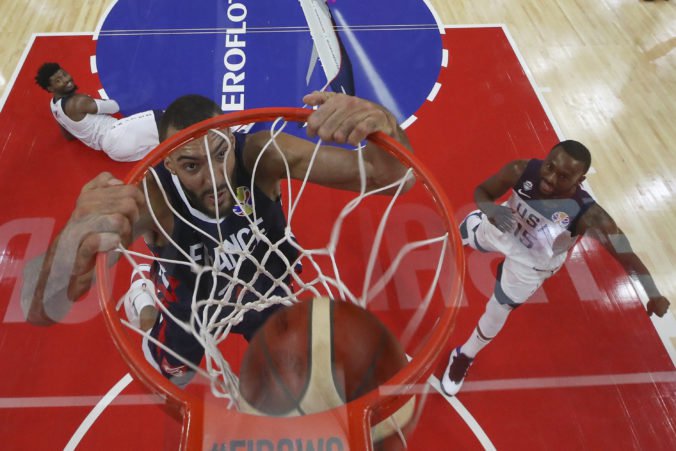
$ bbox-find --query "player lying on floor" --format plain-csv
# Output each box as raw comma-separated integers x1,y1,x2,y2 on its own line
22,91,415,386
35,62,161,162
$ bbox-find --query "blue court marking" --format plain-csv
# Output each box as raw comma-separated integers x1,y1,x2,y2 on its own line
95,0,443,127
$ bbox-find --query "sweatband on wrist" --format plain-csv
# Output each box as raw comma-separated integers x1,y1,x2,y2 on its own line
94,98,120,115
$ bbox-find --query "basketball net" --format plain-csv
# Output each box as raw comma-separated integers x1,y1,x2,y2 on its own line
97,108,464,449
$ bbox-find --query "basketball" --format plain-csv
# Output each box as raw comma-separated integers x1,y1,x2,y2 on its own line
239,297,410,416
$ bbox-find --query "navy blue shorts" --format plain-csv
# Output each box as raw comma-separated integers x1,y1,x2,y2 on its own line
147,301,283,381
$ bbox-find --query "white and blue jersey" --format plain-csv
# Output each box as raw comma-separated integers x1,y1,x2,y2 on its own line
463,159,596,307
475,159,595,271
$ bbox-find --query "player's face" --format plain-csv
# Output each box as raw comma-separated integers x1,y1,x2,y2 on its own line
539,147,587,197
164,128,237,217
47,69,77,95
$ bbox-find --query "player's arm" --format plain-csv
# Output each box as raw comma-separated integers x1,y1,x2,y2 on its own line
21,172,149,326
58,123,76,140
474,160,527,232
245,92,414,196
577,203,670,317
65,94,120,121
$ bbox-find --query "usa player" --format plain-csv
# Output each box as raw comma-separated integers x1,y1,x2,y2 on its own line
441,140,671,396
22,91,414,386
35,63,160,162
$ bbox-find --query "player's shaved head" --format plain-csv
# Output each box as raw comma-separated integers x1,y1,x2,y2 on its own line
552,140,591,174
159,95,223,141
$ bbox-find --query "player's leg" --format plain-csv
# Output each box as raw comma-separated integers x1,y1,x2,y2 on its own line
460,209,501,252
101,110,160,162
441,259,552,396
441,294,512,396
143,314,205,388
127,262,204,388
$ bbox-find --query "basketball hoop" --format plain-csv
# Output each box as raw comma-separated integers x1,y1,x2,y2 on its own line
96,107,464,450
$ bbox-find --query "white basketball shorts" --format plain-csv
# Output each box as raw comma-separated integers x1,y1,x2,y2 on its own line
461,210,562,307
101,110,159,162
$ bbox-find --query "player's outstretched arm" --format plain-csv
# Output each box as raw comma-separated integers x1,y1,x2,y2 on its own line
474,160,527,233
577,203,671,317
244,92,415,195
21,172,147,325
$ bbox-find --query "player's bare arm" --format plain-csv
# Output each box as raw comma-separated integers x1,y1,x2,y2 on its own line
137,173,177,248
577,203,671,317
59,123,76,140
475,159,528,233
63,94,120,121
22,172,148,325
243,92,414,198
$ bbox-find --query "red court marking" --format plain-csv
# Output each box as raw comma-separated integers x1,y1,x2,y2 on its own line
0,29,674,450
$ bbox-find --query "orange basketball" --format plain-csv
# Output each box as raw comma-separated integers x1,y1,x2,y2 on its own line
239,297,409,416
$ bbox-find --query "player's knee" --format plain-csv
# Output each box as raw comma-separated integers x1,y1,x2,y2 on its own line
159,360,196,388
461,211,484,250
478,295,512,338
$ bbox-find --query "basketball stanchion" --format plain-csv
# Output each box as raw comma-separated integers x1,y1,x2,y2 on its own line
96,107,465,450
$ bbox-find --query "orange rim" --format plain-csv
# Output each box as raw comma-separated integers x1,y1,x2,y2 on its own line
96,106,465,450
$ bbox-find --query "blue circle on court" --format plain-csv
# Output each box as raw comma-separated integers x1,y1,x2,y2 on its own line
96,0,443,124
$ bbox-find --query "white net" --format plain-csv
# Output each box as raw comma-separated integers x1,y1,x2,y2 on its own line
110,112,454,409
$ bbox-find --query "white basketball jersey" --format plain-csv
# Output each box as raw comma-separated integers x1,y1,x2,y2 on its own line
481,159,595,271
50,97,118,150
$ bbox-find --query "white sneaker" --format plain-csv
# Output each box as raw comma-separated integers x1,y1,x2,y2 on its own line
441,347,474,396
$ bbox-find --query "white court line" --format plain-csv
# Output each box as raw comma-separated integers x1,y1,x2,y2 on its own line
93,0,118,41
0,34,36,113
443,24,505,29
499,25,565,139
387,370,676,449
98,88,108,99
441,48,448,67
97,25,441,37
90,55,98,74
0,32,93,113
381,370,676,396
463,370,676,392
8,370,673,409
429,376,496,450
64,373,133,451
421,0,445,35
0,393,162,409
98,24,441,34
400,115,417,130
427,82,442,102
399,354,495,449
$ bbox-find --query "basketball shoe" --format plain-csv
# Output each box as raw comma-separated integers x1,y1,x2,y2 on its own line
441,347,473,396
